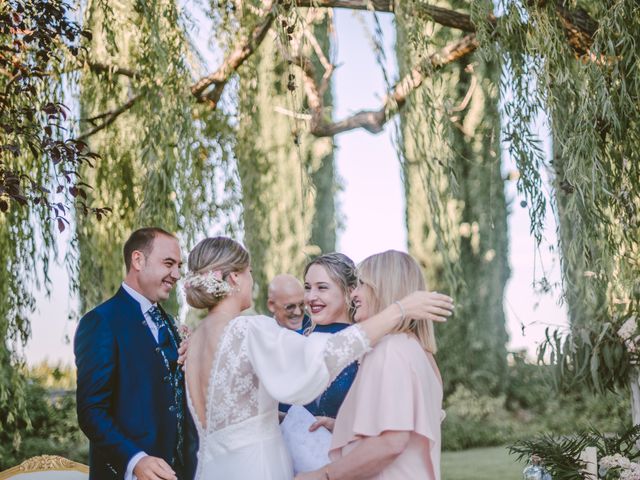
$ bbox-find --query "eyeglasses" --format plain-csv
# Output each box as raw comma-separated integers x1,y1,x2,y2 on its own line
278,302,305,315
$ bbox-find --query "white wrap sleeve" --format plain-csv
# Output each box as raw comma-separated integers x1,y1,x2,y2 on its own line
245,316,370,405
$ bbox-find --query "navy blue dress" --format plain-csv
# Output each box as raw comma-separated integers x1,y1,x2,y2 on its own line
280,322,359,418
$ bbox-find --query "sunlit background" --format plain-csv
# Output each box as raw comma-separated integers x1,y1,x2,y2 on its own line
25,9,567,366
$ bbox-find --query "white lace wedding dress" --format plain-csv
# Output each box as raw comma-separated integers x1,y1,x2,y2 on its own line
186,315,370,480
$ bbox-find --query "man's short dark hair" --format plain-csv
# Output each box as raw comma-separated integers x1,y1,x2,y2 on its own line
123,227,175,272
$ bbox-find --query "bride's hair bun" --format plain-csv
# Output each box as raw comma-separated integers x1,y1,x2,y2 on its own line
185,237,250,309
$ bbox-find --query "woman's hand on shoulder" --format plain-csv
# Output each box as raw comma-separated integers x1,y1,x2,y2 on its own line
398,291,454,323
177,324,192,369
309,415,335,433
177,337,189,370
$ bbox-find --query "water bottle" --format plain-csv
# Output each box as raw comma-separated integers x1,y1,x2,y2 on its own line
523,455,544,480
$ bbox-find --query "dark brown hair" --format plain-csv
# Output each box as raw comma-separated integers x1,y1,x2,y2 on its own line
123,227,175,272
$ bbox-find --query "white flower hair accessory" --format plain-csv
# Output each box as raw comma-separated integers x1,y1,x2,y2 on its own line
183,269,232,297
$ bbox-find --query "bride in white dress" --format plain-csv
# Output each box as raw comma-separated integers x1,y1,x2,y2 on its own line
183,237,454,480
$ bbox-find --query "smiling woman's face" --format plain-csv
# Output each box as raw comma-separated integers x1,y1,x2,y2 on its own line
351,279,375,323
304,264,350,325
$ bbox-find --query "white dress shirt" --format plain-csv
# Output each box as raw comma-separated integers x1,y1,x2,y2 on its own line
121,282,159,480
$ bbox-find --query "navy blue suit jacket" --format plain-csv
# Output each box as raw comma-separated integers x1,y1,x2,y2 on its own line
74,287,198,480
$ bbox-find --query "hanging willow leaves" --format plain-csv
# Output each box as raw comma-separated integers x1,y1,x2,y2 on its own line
0,0,106,446
235,6,337,311
75,0,203,312
397,0,510,396
2,0,640,438
494,0,640,395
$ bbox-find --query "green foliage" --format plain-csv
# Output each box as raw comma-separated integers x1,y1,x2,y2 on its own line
28,361,76,390
509,425,640,480
539,323,633,394
397,0,510,396
0,376,88,470
443,359,631,451
236,8,337,311
75,0,211,312
443,385,516,451
0,0,103,222
0,0,106,445
495,0,640,391
505,351,553,411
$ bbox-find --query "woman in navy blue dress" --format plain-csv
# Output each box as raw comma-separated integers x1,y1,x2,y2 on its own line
302,253,359,420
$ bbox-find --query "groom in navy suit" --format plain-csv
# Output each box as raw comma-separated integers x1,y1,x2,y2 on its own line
75,227,198,480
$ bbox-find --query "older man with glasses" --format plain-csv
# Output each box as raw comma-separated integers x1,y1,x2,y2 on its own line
267,274,309,332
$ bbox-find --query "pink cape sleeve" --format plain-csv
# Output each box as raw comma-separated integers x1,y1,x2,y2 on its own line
330,334,443,455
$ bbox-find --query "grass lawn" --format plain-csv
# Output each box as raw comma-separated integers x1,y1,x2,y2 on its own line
442,446,525,480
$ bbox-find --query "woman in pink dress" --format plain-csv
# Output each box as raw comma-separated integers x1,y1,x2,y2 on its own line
296,250,445,480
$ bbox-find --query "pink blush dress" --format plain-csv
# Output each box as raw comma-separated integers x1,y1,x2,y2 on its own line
329,333,443,480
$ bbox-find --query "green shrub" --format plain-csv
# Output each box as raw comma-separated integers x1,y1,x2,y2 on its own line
505,351,555,412
0,379,88,469
442,385,523,450
442,363,631,452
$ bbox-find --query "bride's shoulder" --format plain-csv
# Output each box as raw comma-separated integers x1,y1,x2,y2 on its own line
233,314,278,329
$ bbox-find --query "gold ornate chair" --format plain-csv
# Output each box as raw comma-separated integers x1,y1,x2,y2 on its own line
0,455,89,480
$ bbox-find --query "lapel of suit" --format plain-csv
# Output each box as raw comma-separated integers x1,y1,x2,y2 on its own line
114,287,170,371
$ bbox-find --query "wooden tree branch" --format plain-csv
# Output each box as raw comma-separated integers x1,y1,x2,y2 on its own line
293,0,479,31
88,62,138,78
78,11,276,139
77,95,140,141
78,0,598,140
190,11,276,107
293,0,394,11
287,34,479,137
294,0,595,56
556,4,598,57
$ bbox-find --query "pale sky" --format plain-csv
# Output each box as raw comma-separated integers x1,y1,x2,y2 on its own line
22,9,567,366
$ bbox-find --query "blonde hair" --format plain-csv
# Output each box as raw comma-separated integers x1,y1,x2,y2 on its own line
357,250,437,353
185,237,250,309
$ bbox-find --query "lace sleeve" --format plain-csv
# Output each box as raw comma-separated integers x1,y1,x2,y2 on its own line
246,317,371,405
322,324,371,380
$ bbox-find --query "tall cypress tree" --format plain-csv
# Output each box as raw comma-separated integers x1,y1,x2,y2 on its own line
397,0,510,395
236,12,337,311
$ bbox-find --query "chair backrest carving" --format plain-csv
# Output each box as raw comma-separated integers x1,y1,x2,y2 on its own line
0,455,89,480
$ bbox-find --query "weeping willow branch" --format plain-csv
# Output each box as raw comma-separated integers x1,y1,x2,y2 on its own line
294,0,479,31
88,62,139,78
286,33,479,136
77,94,140,140
79,10,276,138
78,0,597,140
294,0,595,56
191,10,276,106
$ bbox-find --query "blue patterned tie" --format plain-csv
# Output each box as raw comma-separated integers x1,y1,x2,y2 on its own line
148,306,178,364
147,306,184,467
